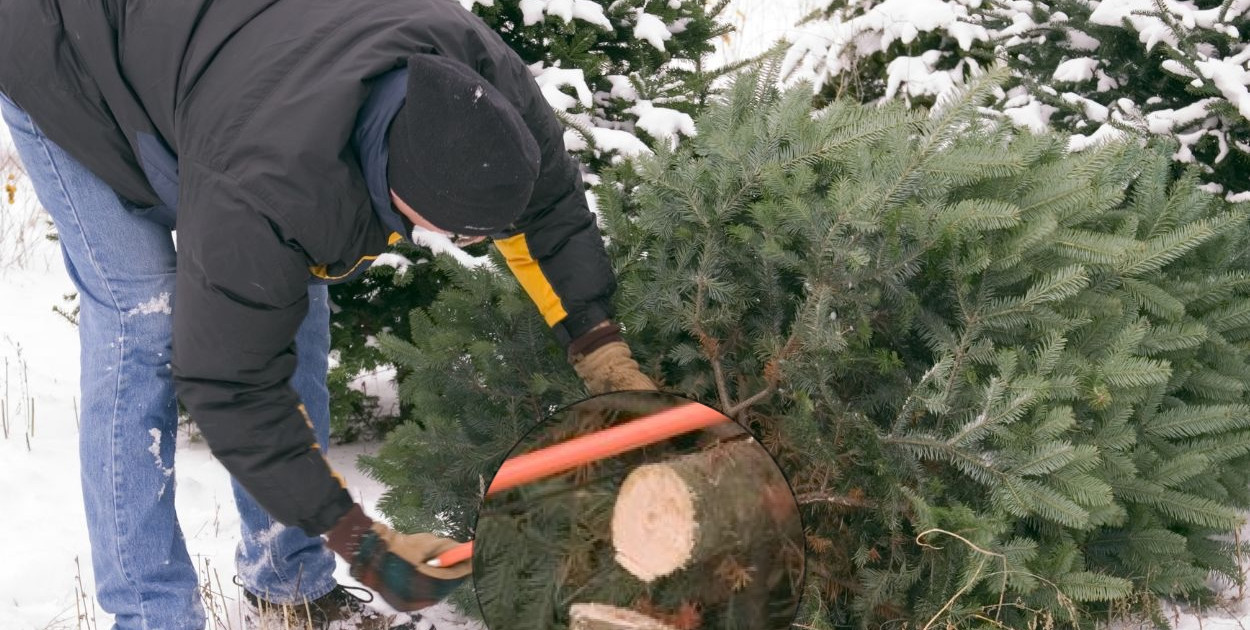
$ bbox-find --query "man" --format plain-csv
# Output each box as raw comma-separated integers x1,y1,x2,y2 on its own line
0,0,653,628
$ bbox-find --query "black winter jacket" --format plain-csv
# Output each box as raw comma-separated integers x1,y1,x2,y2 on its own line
0,0,616,534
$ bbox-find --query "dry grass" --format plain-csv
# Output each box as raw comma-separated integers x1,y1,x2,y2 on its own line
42,555,326,630
199,556,247,630
0,152,48,275
1,339,35,450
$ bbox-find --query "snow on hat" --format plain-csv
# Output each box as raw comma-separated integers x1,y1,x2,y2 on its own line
387,54,541,236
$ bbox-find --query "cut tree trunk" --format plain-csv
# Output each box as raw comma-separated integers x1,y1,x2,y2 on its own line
569,603,679,630
610,438,787,582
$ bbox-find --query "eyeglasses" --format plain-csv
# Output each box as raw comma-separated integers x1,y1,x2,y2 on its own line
451,234,487,247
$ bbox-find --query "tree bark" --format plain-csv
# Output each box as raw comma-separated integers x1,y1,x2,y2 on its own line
568,603,679,630
610,438,786,582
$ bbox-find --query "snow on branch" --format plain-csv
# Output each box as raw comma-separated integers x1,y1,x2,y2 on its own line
783,0,1250,196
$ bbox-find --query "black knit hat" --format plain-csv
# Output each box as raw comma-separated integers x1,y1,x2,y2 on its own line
386,54,541,236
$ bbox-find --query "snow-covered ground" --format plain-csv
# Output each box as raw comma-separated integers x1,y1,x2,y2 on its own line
1,1,1247,629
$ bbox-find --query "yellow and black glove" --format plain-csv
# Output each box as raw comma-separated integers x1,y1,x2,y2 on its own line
568,321,657,395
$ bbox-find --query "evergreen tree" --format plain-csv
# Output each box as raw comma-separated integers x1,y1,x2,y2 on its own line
783,0,1250,198
459,0,731,168
366,69,1250,628
326,253,449,441
327,0,731,440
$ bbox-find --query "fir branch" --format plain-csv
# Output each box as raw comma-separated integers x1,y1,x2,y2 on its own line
1143,403,1250,439
1009,442,1079,477
886,434,1007,488
1119,213,1231,277
946,377,1005,448
891,355,955,436
794,491,876,509
691,277,733,414
727,385,775,418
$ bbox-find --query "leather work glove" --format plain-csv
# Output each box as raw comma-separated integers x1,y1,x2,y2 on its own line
325,504,472,611
568,321,657,395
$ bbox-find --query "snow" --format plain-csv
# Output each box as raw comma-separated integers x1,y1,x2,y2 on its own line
372,252,417,273
1067,28,1101,51
1145,98,1220,134
998,10,1037,39
1061,92,1110,122
1174,128,1209,162
570,0,614,30
1003,98,1056,133
588,126,653,159
1068,119,1128,151
518,0,612,29
1053,57,1100,83
349,365,402,420
634,12,674,52
884,51,959,101
784,0,991,80
1095,68,1120,92
518,0,547,25
1090,0,1225,51
563,128,589,153
531,64,594,112
604,75,640,102
667,17,693,35
409,228,495,270
1162,59,1199,80
873,0,986,49
1195,57,1250,121
126,291,173,317
625,100,697,149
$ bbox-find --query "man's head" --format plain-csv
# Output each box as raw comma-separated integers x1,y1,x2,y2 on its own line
386,54,541,237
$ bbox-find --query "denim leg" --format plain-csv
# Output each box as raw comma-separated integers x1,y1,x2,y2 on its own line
231,283,339,603
2,94,340,621
1,97,202,630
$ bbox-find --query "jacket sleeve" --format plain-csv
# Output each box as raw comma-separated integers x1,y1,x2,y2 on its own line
413,5,617,346
171,160,354,536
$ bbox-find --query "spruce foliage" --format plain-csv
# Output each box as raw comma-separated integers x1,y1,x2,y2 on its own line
366,69,1250,628
326,255,448,441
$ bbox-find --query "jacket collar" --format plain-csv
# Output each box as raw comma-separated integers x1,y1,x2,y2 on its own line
353,67,412,242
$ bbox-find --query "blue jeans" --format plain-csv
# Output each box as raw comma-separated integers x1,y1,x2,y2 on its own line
1,97,338,629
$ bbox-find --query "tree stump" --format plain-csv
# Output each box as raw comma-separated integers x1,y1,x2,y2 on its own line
569,603,679,630
610,438,786,582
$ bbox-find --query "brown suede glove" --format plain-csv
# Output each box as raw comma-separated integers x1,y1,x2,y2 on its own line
572,341,657,395
325,504,471,611
371,525,472,581
568,321,657,395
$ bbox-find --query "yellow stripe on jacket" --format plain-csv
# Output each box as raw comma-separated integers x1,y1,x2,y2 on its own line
494,233,568,326
307,232,404,281
297,403,348,488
